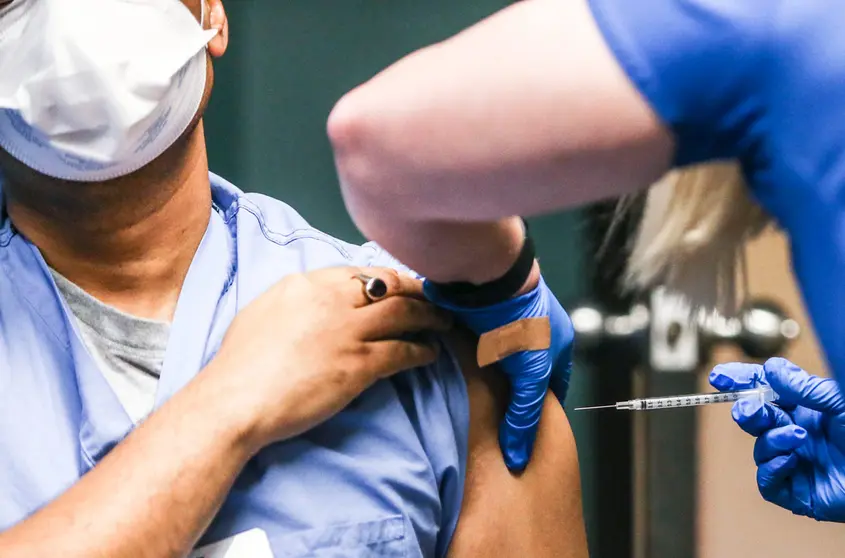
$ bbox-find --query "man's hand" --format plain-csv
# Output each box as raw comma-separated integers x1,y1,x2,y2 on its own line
710,358,845,522
0,267,451,558
211,266,452,451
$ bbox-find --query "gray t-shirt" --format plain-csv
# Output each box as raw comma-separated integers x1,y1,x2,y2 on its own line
51,270,170,424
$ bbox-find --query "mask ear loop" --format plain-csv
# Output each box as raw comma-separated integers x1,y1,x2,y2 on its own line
200,1,219,39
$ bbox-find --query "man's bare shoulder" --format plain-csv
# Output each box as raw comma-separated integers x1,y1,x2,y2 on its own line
442,329,589,558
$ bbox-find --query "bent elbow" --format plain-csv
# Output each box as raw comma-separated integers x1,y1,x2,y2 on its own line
326,91,364,163
327,91,416,244
327,99,377,239
327,92,382,201
326,91,385,226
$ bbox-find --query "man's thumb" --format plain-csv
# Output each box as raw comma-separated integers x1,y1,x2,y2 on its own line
765,357,845,414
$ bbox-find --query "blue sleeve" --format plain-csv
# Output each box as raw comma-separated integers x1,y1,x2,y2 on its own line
360,244,469,557
587,0,776,166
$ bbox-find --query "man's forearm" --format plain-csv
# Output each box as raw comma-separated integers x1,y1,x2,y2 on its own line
0,361,256,558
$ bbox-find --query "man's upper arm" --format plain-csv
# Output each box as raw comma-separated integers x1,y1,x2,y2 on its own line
443,330,588,558
364,246,587,556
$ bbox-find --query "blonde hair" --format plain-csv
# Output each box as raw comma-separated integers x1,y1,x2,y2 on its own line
623,162,771,314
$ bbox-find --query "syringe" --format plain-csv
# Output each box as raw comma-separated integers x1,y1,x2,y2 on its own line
574,386,777,411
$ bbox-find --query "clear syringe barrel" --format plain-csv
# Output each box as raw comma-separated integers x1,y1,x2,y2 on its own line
618,387,777,411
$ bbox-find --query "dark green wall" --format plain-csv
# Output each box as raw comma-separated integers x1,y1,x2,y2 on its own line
207,1,514,242
204,2,598,552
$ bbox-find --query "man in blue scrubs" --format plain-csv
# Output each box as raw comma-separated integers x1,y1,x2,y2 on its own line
0,0,587,556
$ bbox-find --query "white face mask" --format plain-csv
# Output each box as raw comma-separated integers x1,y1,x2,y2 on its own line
0,0,218,182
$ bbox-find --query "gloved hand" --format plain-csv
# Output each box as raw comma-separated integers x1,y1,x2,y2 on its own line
709,357,845,522
424,275,574,472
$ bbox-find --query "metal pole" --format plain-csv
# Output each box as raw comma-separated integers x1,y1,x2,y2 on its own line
584,201,641,557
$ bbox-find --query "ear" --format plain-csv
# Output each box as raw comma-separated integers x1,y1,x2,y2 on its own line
206,0,229,58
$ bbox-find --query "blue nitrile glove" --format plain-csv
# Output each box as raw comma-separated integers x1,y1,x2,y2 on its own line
709,357,845,522
424,275,574,472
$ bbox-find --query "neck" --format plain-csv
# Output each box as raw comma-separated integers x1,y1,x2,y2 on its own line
2,122,213,321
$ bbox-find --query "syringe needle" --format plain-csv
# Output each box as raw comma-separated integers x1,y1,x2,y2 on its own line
573,404,617,411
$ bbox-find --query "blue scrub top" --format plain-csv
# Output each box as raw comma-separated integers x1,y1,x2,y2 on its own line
0,173,468,557
588,0,845,382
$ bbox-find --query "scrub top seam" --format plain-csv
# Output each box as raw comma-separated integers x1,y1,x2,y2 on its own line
235,202,355,262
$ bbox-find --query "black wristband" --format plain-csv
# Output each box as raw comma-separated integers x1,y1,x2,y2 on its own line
428,219,535,308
